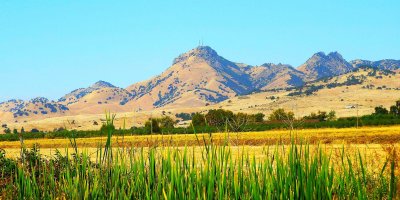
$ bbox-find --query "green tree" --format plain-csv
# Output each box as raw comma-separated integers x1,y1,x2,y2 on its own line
13,128,18,135
191,113,206,126
205,109,234,127
144,118,161,134
254,113,265,122
159,116,175,129
374,106,389,115
303,110,336,122
268,108,294,121
20,127,25,134
3,128,11,134
389,100,400,116
327,110,336,121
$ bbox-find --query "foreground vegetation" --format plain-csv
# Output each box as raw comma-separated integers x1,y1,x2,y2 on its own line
0,115,399,199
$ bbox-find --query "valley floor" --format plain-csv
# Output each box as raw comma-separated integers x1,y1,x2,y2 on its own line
2,125,400,158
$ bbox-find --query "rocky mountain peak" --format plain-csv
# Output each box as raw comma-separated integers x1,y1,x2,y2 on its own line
172,46,219,65
91,81,116,88
327,51,344,59
312,52,326,58
297,51,354,80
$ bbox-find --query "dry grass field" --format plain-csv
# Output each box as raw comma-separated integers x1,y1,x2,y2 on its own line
2,125,400,160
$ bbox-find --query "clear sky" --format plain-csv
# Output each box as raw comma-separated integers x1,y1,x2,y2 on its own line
1,0,399,102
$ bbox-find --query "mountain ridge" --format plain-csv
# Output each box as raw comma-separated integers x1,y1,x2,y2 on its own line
1,46,400,122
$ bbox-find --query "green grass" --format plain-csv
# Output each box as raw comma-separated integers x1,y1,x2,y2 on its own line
0,118,398,199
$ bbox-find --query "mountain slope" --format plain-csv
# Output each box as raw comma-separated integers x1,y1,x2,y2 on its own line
247,63,306,90
125,46,253,109
297,52,354,80
59,81,132,114
213,67,400,118
0,97,69,121
350,59,400,71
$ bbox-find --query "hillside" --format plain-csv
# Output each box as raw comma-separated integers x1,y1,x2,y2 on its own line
59,81,132,114
213,67,400,118
0,98,69,122
350,59,400,71
247,63,306,90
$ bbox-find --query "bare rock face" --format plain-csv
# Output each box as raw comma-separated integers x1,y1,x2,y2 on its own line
297,52,354,80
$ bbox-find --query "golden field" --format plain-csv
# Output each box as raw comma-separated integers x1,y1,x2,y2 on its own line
2,125,400,165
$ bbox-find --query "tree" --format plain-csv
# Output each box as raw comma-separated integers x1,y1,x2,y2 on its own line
13,128,18,135
316,111,328,122
389,100,400,116
175,113,192,121
327,110,336,121
20,127,25,134
268,108,294,121
374,106,388,115
254,113,265,122
191,113,206,126
144,118,161,134
205,109,234,127
303,110,336,122
3,128,11,134
229,113,249,132
31,128,40,133
159,116,175,129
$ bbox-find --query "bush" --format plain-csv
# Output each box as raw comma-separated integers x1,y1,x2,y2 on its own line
31,128,40,133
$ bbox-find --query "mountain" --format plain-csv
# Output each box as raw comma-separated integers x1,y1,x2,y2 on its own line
350,59,400,71
59,81,118,105
58,81,132,114
297,52,354,80
246,63,306,90
213,67,400,119
1,46,400,126
0,97,69,121
124,46,253,109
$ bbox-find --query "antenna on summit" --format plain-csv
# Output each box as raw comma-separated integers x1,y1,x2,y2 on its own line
198,39,204,47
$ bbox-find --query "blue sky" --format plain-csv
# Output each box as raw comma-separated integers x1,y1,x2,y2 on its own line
1,0,399,102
